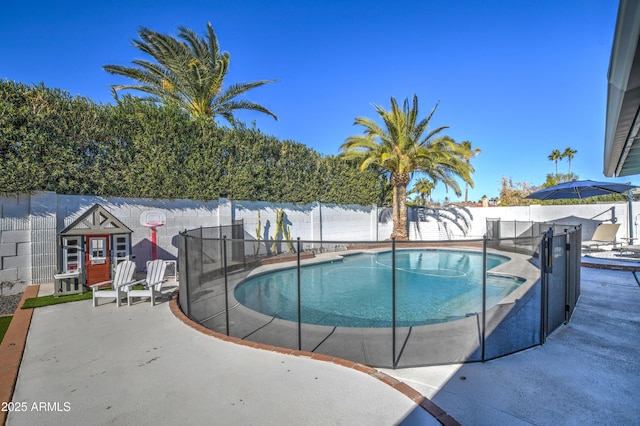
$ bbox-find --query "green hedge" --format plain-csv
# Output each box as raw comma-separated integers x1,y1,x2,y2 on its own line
0,80,387,205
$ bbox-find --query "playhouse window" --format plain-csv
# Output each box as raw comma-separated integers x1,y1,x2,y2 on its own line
90,237,106,260
113,234,130,264
62,237,80,271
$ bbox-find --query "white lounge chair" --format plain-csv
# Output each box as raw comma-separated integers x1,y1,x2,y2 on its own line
617,244,640,257
125,259,167,306
91,260,136,307
581,223,622,251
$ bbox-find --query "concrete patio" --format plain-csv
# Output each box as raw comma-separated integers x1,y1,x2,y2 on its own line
2,262,639,425
383,265,640,425
4,288,443,425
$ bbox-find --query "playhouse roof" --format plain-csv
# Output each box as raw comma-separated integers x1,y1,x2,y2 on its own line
59,203,132,236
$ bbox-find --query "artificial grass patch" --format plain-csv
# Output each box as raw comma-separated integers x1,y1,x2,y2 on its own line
0,316,12,344
21,291,93,309
20,285,147,309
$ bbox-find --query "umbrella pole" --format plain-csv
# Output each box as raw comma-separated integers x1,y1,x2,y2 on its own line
628,190,634,244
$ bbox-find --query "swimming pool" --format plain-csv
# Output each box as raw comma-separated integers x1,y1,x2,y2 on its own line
234,249,525,327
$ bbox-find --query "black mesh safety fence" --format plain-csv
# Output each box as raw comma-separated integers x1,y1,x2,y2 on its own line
566,229,582,319
543,227,582,337
486,219,580,240
178,223,581,368
546,233,568,333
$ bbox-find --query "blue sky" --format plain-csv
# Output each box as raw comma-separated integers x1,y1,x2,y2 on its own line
0,0,625,202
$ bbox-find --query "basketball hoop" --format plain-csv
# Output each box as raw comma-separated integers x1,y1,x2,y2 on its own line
141,212,166,260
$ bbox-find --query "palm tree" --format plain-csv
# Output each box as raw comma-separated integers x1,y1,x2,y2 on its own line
548,149,562,177
339,95,474,240
562,147,577,175
103,22,277,125
412,178,435,206
461,140,481,203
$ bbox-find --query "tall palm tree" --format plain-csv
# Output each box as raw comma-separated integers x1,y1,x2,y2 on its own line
339,95,474,240
548,149,562,177
562,147,577,175
103,22,277,124
412,178,435,206
461,140,481,203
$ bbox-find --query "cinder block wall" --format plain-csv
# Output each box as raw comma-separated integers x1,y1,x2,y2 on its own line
0,195,32,294
0,191,636,288
56,194,221,275
0,193,381,286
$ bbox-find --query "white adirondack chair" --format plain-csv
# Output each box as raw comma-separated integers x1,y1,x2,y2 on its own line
91,260,136,307
125,259,167,306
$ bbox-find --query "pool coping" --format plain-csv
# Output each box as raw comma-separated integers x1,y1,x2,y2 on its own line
244,246,540,303
191,246,541,365
168,292,461,426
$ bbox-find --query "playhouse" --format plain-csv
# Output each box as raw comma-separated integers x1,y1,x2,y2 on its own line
57,204,133,288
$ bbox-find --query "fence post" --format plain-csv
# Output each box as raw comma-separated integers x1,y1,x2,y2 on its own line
182,233,191,319
545,228,554,273
223,236,230,336
564,230,570,324
481,235,487,361
297,237,302,351
540,228,552,344
572,226,582,319
392,238,397,369
198,226,204,286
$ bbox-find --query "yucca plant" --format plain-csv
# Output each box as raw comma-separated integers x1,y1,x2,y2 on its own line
254,210,262,257
270,209,295,254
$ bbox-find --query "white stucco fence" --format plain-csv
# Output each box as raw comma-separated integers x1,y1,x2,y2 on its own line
0,191,635,292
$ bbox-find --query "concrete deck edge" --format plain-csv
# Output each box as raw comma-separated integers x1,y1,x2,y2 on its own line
168,292,460,426
581,260,640,272
0,285,39,426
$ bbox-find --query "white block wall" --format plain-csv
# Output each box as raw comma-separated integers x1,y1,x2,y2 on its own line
0,191,636,287
231,200,380,242
56,194,221,273
0,195,32,294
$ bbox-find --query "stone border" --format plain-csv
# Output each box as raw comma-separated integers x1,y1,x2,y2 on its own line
169,292,460,426
0,285,38,426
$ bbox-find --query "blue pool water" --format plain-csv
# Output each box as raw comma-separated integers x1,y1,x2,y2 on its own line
234,250,525,327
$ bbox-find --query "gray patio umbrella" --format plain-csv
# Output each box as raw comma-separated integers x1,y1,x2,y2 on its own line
525,180,637,201
526,179,638,242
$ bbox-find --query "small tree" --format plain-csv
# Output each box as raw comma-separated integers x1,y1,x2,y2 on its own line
411,178,435,207
543,172,579,188
499,176,534,206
